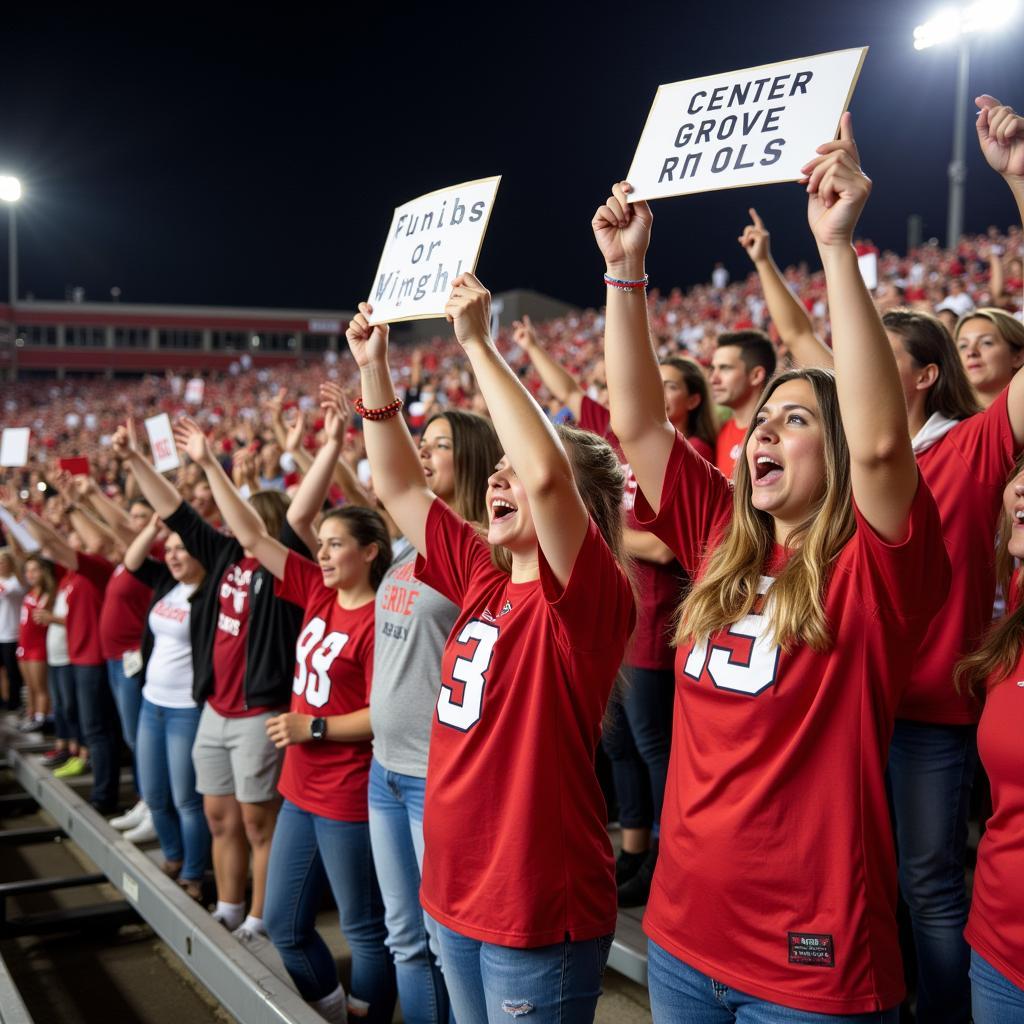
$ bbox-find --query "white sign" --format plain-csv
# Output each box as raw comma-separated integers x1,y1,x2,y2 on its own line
367,176,501,325
145,413,180,473
184,378,205,405
0,507,39,553
0,427,30,467
626,48,867,201
858,252,878,290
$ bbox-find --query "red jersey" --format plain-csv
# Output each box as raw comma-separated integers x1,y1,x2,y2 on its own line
210,556,269,718
99,563,153,661
274,551,375,822
415,500,635,947
714,416,747,477
579,395,695,670
17,590,49,661
902,390,1018,723
964,571,1024,990
635,432,949,1015
64,553,114,666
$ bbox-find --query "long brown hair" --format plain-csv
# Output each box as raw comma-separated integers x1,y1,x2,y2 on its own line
320,506,393,591
677,368,854,652
24,555,57,603
955,457,1024,698
423,410,501,525
662,356,718,450
883,309,980,421
248,489,290,541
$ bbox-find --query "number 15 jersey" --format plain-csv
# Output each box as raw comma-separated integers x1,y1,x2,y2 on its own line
415,499,636,948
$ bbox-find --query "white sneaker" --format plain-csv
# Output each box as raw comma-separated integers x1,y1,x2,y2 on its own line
231,922,267,946
110,799,148,831
123,808,158,844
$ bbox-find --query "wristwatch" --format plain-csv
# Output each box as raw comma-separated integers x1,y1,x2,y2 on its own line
310,717,327,741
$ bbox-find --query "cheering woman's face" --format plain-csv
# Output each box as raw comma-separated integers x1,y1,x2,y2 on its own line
317,517,376,592
486,456,535,554
24,560,43,588
1004,468,1024,560
957,317,1024,396
746,377,826,534
418,418,456,503
164,533,202,584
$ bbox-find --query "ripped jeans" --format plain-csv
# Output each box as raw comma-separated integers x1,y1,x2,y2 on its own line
432,919,612,1023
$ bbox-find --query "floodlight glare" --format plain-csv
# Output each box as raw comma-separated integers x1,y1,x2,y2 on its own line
0,175,21,203
914,0,1020,48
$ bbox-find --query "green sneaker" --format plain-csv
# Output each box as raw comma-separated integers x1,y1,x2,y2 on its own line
53,755,87,778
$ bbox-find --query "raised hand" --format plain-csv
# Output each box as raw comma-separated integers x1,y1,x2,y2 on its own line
111,420,140,460
319,382,350,444
512,315,538,351
70,474,95,500
284,408,307,453
800,112,871,249
738,207,772,264
262,386,287,422
346,303,390,368
172,417,214,467
445,273,491,348
592,181,653,277
976,95,1024,182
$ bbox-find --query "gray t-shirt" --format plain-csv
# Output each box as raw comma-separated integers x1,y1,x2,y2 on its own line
370,538,459,778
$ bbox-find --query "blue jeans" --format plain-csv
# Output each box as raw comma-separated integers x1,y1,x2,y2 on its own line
970,949,1024,1023
602,666,674,832
136,699,209,881
263,799,396,1021
367,759,450,1024
648,941,898,1023
434,920,612,1024
49,663,76,743
887,720,977,1023
73,662,119,807
107,657,143,794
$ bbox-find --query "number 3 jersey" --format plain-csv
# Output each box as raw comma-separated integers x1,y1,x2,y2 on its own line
636,433,950,1015
415,499,636,947
275,550,375,821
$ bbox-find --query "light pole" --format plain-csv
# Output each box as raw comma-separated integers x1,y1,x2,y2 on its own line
914,1,1020,248
0,175,21,309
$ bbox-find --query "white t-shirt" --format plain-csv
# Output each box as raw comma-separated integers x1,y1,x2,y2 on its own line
142,582,197,709
0,576,25,642
47,588,70,667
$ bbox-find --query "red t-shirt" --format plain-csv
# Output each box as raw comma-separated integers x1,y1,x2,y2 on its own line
714,417,747,477
415,500,635,947
64,553,115,666
17,590,49,661
99,563,153,661
274,551,375,822
210,556,269,718
634,432,949,1015
579,395,698,670
964,571,1024,990
901,390,1018,723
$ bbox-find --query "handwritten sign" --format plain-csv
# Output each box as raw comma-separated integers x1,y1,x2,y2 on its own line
0,427,30,467
184,378,205,405
627,48,867,201
145,413,180,474
367,177,501,325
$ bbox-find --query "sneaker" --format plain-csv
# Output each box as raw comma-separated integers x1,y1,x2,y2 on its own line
617,843,659,908
17,716,44,733
123,809,158,844
41,748,70,768
177,878,203,901
53,755,87,778
231,921,267,946
615,848,648,886
110,799,148,831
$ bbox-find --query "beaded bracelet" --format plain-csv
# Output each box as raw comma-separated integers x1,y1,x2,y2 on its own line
354,396,404,422
604,273,649,291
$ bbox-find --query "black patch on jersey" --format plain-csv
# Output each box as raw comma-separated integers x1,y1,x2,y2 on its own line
788,932,834,968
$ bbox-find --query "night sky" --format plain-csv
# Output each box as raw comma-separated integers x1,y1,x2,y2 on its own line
2,3,1022,314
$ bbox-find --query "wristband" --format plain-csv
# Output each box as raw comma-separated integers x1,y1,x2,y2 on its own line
604,272,649,291
354,396,404,422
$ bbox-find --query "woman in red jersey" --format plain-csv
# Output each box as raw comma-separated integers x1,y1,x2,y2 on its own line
350,274,635,1024
173,393,396,1024
16,554,56,731
595,116,950,1022
955,459,1024,1023
955,306,1024,410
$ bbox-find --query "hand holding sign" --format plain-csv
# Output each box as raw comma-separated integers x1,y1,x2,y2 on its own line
592,182,653,280
976,95,1024,181
801,113,871,250
445,273,492,349
346,304,390,369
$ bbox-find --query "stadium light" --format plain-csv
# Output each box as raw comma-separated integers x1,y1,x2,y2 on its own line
0,174,21,309
914,2,1020,247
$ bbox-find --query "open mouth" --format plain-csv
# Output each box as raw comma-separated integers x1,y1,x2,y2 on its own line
1014,508,1024,527
754,455,783,485
491,498,517,522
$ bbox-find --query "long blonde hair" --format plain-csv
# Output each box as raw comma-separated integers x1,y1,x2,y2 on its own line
677,368,855,653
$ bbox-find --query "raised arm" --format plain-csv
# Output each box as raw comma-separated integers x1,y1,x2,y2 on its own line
173,418,289,580
21,509,78,571
739,207,834,370
51,471,120,559
124,512,161,573
513,316,585,420
446,274,587,587
803,114,917,540
350,308,436,556
75,475,137,549
594,183,675,513
111,420,184,519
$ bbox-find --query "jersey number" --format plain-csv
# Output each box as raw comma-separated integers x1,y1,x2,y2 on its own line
683,576,780,696
293,618,350,709
437,620,499,731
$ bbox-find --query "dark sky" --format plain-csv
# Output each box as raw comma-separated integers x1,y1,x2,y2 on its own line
2,3,1022,313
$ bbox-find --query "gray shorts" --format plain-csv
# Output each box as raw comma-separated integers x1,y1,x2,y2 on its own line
192,704,283,804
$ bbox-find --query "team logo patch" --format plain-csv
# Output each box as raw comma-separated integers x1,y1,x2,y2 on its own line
498,599,513,617
788,932,835,968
